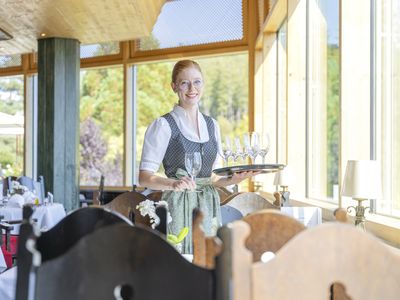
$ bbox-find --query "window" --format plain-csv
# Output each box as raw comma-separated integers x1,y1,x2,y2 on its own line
376,0,400,217
79,67,124,186
135,54,249,180
0,54,21,68
138,0,243,50
277,20,288,164
0,75,24,176
80,42,120,59
307,0,340,202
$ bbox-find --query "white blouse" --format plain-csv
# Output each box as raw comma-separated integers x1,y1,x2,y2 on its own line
139,105,222,173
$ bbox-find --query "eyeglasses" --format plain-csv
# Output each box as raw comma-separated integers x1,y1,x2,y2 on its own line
177,79,203,91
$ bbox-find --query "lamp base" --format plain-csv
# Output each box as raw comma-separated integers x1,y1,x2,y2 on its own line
347,198,369,231
280,190,290,207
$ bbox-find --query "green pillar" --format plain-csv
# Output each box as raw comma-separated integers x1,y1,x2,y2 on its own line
37,38,80,212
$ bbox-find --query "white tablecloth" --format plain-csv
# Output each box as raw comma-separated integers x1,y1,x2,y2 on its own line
281,207,322,228
0,267,16,300
0,204,66,300
0,203,66,234
0,248,6,273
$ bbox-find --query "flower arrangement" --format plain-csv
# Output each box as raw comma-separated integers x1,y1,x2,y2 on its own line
10,180,29,195
136,199,189,252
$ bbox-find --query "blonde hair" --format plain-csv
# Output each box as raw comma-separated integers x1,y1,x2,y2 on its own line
171,60,203,83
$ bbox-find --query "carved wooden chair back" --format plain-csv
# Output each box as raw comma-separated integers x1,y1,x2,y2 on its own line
220,192,279,217
16,206,130,300
103,191,149,225
219,221,400,300
18,222,218,300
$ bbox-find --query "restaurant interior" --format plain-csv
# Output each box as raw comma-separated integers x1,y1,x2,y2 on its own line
0,0,399,299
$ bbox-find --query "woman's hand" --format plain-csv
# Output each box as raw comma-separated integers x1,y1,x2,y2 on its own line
172,176,196,191
229,171,262,185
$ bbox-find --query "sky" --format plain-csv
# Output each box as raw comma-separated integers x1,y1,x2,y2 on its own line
150,0,243,48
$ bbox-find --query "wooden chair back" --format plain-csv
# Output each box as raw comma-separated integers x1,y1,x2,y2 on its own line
222,222,400,300
242,209,306,262
2,176,17,196
146,190,163,202
220,192,279,216
103,191,149,225
16,206,130,300
216,186,233,203
193,209,304,268
19,223,218,300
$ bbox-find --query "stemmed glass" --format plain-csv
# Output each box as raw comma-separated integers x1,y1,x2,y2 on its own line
185,152,202,182
244,132,260,164
233,137,245,164
259,133,271,164
220,136,232,167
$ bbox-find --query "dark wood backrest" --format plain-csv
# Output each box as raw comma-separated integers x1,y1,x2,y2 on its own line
32,224,216,300
36,207,130,261
104,191,151,226
16,206,129,300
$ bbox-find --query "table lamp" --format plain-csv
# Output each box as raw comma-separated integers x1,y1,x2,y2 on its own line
341,160,381,230
273,166,293,207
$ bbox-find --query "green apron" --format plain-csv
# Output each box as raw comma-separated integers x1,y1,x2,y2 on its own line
162,168,221,254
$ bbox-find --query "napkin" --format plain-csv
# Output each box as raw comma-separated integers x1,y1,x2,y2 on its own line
8,194,25,208
23,191,36,204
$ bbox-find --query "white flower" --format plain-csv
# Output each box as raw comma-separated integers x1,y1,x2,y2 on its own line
10,180,29,195
136,199,172,229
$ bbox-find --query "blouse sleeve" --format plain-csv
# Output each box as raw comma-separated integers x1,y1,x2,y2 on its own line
139,117,171,173
212,119,223,169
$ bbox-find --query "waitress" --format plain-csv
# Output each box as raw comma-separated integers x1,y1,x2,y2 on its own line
139,60,258,253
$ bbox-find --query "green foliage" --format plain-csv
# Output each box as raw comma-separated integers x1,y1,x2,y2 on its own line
326,46,340,196
80,67,124,185
0,76,24,176
139,35,161,50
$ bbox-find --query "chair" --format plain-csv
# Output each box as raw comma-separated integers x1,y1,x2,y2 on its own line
103,190,152,227
216,186,233,203
16,214,220,300
193,209,305,268
241,209,305,262
146,190,163,202
2,176,17,196
221,221,400,300
220,192,279,216
220,205,243,225
92,174,105,205
16,206,131,300
16,176,35,192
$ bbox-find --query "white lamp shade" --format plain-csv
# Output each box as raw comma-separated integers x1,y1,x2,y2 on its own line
341,160,382,199
273,166,294,186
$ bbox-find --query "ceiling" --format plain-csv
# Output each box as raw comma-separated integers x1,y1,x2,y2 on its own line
0,0,166,56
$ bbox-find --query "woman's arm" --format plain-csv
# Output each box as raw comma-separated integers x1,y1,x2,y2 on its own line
211,171,261,187
139,170,196,191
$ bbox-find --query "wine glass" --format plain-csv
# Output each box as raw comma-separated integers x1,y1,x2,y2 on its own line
185,152,202,181
233,136,245,163
244,132,260,164
259,133,271,164
220,136,232,167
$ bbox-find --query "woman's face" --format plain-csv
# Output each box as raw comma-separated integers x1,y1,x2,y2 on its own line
172,67,204,108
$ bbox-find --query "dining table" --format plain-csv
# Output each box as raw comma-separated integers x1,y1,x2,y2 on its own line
280,206,322,228
0,202,66,234
0,202,66,300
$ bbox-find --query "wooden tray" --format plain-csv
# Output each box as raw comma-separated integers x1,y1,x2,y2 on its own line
213,164,285,176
